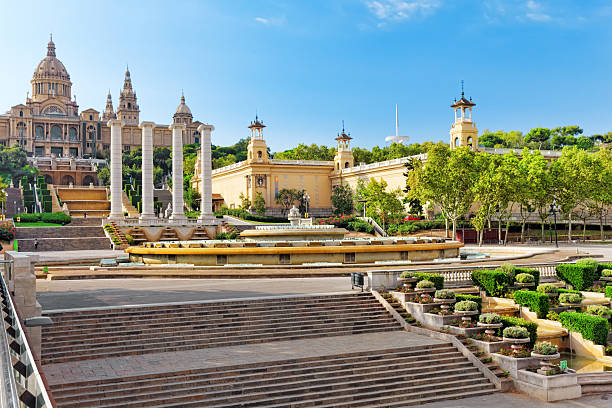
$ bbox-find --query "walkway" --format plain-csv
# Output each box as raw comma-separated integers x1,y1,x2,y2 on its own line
43,329,440,386
421,391,612,408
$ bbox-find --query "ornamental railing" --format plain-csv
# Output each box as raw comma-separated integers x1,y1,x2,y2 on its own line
0,260,55,408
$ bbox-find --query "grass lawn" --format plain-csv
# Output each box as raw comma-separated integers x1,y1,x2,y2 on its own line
15,222,64,227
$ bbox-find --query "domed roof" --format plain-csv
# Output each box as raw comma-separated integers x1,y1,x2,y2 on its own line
33,37,70,81
175,94,192,115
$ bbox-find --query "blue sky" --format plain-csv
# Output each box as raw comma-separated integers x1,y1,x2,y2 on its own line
1,0,611,151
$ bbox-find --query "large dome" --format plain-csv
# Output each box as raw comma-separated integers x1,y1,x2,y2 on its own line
33,38,70,81
175,94,191,115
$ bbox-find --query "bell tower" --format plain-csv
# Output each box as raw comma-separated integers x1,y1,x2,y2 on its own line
246,115,268,164
449,81,478,150
334,122,354,172
117,67,140,125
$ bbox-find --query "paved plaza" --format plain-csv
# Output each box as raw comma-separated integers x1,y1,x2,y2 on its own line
421,392,612,407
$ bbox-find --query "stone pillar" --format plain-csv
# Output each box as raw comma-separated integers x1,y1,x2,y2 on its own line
139,122,156,222
169,123,187,222
108,119,124,220
198,124,215,223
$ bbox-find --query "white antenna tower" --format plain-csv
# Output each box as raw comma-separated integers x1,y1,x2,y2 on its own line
385,104,410,144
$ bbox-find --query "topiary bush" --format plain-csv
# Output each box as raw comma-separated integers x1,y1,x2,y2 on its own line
558,312,610,346
400,271,414,279
471,269,511,297
455,294,482,313
455,300,478,312
602,269,612,278
559,293,582,305
413,272,444,290
503,326,530,339
500,316,538,346
479,313,501,324
513,290,550,318
536,284,559,294
416,280,435,289
514,267,540,286
533,341,558,355
515,273,535,284
556,263,599,291
585,305,611,318
434,289,455,299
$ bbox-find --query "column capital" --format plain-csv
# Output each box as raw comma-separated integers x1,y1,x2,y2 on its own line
197,124,215,133
168,123,186,130
139,121,155,129
107,119,122,127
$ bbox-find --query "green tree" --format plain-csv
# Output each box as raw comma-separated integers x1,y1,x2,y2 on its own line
253,191,266,215
586,148,612,240
576,136,595,150
355,178,403,224
238,192,251,210
331,184,354,216
524,127,552,150
274,144,336,161
275,188,301,216
518,149,552,242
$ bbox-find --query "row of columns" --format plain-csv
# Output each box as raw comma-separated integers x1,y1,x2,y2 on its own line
107,119,215,224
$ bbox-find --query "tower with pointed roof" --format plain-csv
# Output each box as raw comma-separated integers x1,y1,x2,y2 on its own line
449,82,478,150
246,115,268,164
116,67,139,125
334,123,354,172
173,92,193,125
102,91,117,121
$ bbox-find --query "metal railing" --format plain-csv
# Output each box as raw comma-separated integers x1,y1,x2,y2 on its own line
368,262,561,288
0,261,55,408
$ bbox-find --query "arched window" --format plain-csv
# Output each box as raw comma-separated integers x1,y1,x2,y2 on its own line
17,122,26,138
194,137,199,144
127,102,131,109
87,125,95,141
19,110,23,117
89,115,93,121
345,162,349,168
51,125,62,141
69,127,78,141
44,106,64,115
35,126,44,140
257,151,262,159
455,137,460,147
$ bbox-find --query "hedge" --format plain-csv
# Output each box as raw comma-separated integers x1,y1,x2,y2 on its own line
558,288,582,295
13,212,71,225
472,269,511,297
500,316,538,347
559,312,610,346
455,294,482,313
598,263,612,274
514,267,540,286
214,207,288,223
556,264,599,290
513,290,550,318
413,272,444,290
606,286,612,300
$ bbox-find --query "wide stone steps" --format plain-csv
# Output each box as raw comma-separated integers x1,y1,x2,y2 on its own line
42,294,402,364
51,343,495,408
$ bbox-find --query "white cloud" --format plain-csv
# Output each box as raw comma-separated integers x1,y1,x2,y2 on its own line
365,0,442,22
254,17,270,24
524,0,552,22
253,16,286,26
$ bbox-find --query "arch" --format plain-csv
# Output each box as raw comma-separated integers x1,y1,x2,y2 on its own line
44,105,64,115
82,175,95,186
44,174,53,185
51,125,62,141
69,127,78,141
19,110,23,117
344,162,349,168
467,136,473,146
194,137,199,144
61,175,75,185
454,137,460,147
257,151,262,159
127,102,132,109
35,126,44,140
17,122,26,138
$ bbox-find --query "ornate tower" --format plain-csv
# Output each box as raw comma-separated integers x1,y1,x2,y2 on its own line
246,115,268,164
117,67,139,125
449,83,478,150
173,92,193,125
102,90,116,121
334,123,354,172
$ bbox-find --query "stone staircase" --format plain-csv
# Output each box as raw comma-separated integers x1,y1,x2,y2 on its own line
191,225,211,240
41,293,402,365
4,187,23,217
16,225,109,251
159,226,179,241
49,342,495,408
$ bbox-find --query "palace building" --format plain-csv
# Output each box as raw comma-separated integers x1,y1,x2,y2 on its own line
0,37,203,163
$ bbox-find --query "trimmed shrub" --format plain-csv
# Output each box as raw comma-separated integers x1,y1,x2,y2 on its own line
400,271,414,279
558,288,581,295
124,234,134,246
479,313,501,324
472,269,511,297
576,258,600,268
455,294,482,313
598,264,612,274
514,267,540,286
500,316,538,346
413,272,444,290
416,280,435,289
515,273,534,283
606,286,612,300
14,213,41,223
601,269,612,277
215,232,239,240
40,212,71,225
556,263,599,291
536,284,558,294
533,341,558,355
513,290,550,318
559,293,582,304
434,289,455,299
558,312,610,346
455,300,478,312
503,326,530,339
585,305,611,317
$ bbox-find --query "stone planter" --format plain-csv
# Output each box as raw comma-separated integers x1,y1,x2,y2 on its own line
503,336,531,353
560,302,581,312
492,353,539,378
454,309,478,323
397,277,418,290
600,276,612,282
415,287,436,294
433,297,456,313
477,322,503,336
515,282,535,289
531,352,561,375
471,338,508,354
516,369,581,402
544,292,559,298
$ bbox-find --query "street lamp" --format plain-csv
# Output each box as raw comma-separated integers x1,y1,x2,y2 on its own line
550,200,559,248
303,192,310,218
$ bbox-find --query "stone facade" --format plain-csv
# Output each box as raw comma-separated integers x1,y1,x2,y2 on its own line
0,38,203,159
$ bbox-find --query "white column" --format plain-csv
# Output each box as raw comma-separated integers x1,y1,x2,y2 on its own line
139,121,156,222
169,123,187,222
198,124,215,223
108,119,123,220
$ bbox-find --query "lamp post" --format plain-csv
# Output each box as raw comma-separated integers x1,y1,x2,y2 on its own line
303,192,310,218
550,200,559,248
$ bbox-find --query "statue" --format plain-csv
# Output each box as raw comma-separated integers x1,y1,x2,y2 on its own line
288,205,301,226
